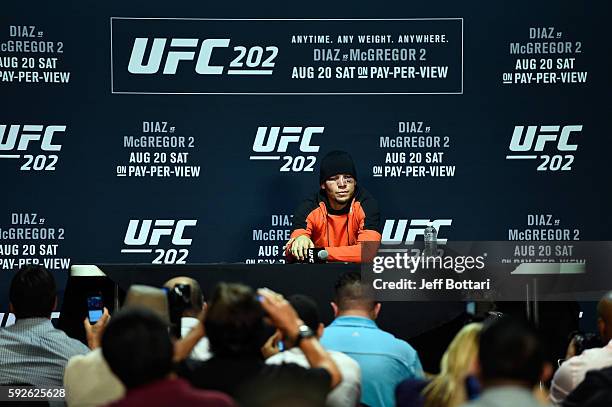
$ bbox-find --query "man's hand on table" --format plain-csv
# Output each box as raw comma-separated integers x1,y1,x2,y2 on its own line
286,235,315,261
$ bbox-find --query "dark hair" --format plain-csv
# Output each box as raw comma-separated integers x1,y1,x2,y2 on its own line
582,388,612,407
479,317,545,386
9,265,56,319
102,307,173,389
288,294,320,332
204,283,266,356
333,271,376,312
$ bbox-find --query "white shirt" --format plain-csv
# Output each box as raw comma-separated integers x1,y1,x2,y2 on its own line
181,317,212,361
266,347,361,407
550,339,612,405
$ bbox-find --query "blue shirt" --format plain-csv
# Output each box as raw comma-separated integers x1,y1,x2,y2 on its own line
0,318,89,386
321,316,423,407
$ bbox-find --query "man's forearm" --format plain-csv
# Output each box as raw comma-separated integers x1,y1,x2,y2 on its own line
173,322,205,362
299,337,342,388
325,229,381,263
86,335,100,350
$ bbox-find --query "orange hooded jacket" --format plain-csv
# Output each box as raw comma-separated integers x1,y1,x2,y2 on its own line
287,187,381,263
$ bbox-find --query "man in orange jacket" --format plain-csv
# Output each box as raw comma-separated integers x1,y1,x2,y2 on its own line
285,151,381,263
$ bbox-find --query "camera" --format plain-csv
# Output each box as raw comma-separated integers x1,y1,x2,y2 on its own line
165,284,191,338
571,331,602,356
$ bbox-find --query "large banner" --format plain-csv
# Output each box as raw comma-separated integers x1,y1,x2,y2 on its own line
1,1,610,313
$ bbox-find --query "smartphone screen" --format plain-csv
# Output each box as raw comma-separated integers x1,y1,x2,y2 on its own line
87,295,104,324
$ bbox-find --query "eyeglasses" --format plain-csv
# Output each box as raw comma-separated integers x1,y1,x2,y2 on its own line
326,175,354,184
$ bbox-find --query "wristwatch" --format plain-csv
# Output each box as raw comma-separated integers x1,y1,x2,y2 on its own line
294,324,315,346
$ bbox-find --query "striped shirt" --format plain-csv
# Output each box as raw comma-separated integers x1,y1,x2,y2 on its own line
0,317,89,386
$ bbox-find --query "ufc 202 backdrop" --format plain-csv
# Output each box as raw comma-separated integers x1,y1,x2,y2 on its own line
0,1,610,311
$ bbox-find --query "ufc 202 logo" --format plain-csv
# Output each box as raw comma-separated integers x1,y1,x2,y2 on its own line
0,124,65,171
121,219,197,264
249,126,324,172
127,38,278,76
506,125,582,171
382,219,452,245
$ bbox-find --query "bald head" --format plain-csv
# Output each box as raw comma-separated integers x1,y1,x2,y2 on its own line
597,291,612,342
163,276,204,317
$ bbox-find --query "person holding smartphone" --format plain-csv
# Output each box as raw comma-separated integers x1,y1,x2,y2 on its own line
176,283,342,406
0,265,92,387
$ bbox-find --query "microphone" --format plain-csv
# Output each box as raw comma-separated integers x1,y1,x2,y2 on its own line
306,248,328,264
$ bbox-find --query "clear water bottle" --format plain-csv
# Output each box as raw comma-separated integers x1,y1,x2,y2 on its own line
423,222,437,256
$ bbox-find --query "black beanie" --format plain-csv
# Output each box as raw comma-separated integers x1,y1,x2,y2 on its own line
319,151,357,184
